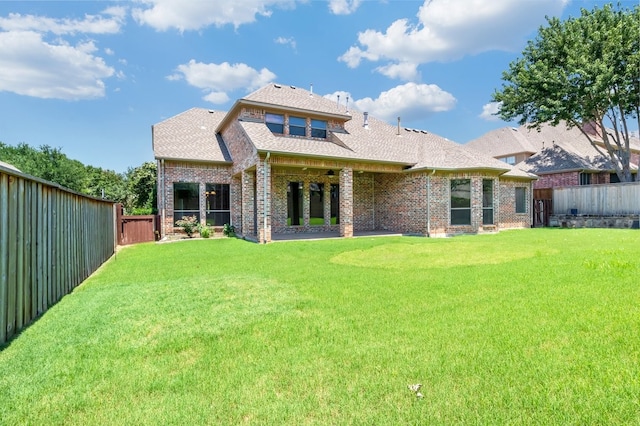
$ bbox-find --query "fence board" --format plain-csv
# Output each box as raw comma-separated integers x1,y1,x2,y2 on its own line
0,173,8,344
0,165,115,346
553,182,640,215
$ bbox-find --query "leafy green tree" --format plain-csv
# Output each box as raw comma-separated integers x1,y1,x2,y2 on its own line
493,3,640,182
125,161,157,214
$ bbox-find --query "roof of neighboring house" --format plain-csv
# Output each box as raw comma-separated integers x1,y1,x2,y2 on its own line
467,121,640,169
152,84,534,178
0,160,21,172
519,144,614,174
152,108,232,162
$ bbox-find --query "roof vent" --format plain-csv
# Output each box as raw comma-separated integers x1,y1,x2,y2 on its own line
511,127,518,131
274,84,281,88
290,85,296,89
208,109,214,113
421,130,428,134
310,83,313,95
363,112,369,129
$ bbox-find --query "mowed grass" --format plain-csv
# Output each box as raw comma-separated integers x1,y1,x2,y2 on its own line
1,229,639,425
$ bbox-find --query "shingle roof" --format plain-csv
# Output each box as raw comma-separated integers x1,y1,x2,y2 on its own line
152,108,231,162
242,83,351,119
152,85,532,178
0,160,21,172
467,121,640,161
465,126,537,157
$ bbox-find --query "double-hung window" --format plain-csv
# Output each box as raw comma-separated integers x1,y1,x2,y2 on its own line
265,113,284,134
311,119,327,138
289,116,306,136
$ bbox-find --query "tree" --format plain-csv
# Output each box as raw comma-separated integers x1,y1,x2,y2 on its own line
493,3,640,182
125,161,157,214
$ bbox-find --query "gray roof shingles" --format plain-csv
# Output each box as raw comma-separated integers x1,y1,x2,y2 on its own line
153,84,531,177
153,108,231,162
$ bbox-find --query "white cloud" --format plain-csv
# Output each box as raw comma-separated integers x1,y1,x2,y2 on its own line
375,62,420,81
329,0,362,15
339,0,569,79
0,31,114,100
0,8,125,34
274,36,296,50
170,60,276,104
132,0,294,31
479,102,502,121
325,84,455,123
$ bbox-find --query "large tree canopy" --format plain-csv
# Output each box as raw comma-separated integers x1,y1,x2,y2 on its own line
0,142,156,214
493,3,640,182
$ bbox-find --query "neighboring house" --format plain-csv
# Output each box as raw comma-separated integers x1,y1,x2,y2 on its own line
466,122,640,189
0,160,21,173
152,83,535,243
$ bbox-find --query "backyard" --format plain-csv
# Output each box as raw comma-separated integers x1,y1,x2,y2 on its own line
0,229,638,424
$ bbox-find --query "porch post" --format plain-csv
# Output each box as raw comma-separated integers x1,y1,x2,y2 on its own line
256,160,272,243
339,167,353,238
241,170,255,239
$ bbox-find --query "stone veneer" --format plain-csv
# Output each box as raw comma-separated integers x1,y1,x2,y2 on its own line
550,214,639,229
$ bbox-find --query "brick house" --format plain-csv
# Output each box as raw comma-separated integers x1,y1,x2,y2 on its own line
466,122,640,189
152,84,535,243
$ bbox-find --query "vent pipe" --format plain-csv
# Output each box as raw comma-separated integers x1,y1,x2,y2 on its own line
363,112,369,129
310,83,313,96
336,94,340,108
345,96,349,113
397,117,401,135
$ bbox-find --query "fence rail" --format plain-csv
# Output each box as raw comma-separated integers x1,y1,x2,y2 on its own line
1,165,115,346
553,182,640,215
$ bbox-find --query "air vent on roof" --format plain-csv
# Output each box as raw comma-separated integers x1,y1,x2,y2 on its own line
511,127,518,131
290,85,296,89
208,110,214,113
274,84,281,88
404,127,412,132
421,130,428,134
413,129,419,133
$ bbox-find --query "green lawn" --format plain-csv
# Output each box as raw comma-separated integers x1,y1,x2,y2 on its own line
1,229,639,424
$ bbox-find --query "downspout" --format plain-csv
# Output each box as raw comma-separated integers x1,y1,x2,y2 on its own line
160,158,165,238
427,169,436,237
263,152,270,242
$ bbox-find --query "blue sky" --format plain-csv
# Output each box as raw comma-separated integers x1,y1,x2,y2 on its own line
0,0,627,173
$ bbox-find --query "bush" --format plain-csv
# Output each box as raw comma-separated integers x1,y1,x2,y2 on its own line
175,216,198,238
223,223,236,238
198,224,211,238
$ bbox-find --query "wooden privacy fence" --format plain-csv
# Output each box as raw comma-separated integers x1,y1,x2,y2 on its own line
115,204,159,245
553,182,640,215
0,165,116,345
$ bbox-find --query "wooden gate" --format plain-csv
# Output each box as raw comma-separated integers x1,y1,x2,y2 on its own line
116,204,159,245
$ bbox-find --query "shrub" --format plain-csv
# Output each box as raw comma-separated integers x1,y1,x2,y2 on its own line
198,224,211,239
175,216,198,238
223,223,236,238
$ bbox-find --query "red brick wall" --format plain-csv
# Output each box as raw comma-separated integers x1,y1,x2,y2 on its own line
158,161,233,237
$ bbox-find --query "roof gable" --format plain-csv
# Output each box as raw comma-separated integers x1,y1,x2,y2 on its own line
153,108,231,163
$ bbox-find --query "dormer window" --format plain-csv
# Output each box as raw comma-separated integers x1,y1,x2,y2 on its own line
289,116,306,136
265,113,284,134
311,119,327,138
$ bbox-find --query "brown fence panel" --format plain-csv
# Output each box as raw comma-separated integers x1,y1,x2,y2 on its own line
116,205,158,245
0,164,115,346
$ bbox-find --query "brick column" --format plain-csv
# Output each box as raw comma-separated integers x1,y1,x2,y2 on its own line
256,160,272,243
340,167,353,238
241,170,255,239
